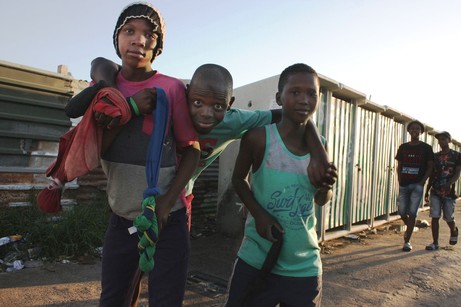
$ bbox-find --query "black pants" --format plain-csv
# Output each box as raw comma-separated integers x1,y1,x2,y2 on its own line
226,258,322,307
100,208,190,307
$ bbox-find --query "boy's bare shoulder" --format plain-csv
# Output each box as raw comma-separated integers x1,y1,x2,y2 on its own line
243,126,265,138
242,126,266,147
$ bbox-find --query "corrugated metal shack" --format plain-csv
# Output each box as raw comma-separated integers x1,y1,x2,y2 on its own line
0,60,96,207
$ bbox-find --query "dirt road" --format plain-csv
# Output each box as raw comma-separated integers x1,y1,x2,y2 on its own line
1,204,461,306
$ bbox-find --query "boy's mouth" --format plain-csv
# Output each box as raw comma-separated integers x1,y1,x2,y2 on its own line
194,120,217,133
295,108,310,115
127,49,146,58
196,121,215,129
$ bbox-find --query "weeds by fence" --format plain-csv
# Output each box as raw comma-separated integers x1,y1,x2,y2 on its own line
0,193,110,261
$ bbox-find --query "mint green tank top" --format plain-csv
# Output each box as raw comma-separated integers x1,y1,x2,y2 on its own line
237,124,322,277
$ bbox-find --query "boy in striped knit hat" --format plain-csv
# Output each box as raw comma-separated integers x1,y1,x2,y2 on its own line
94,3,199,306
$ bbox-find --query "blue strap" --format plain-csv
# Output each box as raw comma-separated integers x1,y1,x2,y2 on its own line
143,87,169,198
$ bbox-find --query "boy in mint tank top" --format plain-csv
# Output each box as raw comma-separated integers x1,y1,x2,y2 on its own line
227,63,333,307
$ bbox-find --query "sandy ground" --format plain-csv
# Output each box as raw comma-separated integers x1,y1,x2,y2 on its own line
1,204,461,306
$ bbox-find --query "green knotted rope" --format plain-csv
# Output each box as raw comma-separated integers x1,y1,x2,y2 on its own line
134,196,159,272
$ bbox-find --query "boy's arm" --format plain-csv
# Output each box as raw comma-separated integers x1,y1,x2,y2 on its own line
65,56,119,119
447,153,461,188
448,165,461,186
64,81,110,118
420,160,434,186
304,120,337,189
67,56,156,129
90,57,156,118
156,77,198,230
424,153,437,201
232,129,283,242
443,165,461,198
424,170,434,202
315,189,333,206
269,109,282,123
155,143,200,231
396,160,402,185
91,57,119,87
269,109,336,188
314,143,333,206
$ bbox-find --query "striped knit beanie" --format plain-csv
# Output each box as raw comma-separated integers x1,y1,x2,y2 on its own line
113,2,165,62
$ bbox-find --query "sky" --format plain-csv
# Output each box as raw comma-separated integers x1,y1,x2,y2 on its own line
1,0,460,141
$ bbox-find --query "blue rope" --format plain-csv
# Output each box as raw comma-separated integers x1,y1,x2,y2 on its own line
144,87,168,199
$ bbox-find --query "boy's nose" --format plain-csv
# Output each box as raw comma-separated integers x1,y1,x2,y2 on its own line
200,107,213,118
299,95,309,104
132,35,146,47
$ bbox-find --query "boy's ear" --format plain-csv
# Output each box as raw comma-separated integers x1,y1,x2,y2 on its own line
275,92,282,106
185,84,192,101
227,96,235,110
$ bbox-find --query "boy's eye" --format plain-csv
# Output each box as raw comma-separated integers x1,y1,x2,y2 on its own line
146,32,157,40
192,100,202,106
214,104,224,111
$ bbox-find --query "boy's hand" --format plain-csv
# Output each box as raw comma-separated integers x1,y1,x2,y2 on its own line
153,194,175,232
254,210,284,242
93,96,122,130
438,184,451,197
131,88,157,115
308,161,337,189
94,111,121,130
315,189,333,206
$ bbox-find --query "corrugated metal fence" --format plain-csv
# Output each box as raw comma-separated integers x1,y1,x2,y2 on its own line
0,61,73,172
0,61,86,205
313,81,461,241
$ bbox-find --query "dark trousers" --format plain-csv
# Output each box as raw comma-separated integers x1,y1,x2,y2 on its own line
100,208,190,307
226,258,322,307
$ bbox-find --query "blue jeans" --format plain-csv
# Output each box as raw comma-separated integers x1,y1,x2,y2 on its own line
100,208,190,307
429,194,456,222
398,183,424,217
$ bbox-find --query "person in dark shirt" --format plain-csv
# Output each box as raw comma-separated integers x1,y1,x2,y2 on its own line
395,120,434,252
424,131,461,250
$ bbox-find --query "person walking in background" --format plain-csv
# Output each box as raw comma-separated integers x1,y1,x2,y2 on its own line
227,63,333,306
424,131,461,250
395,120,434,252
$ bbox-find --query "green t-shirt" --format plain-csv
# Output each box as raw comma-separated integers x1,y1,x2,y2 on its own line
186,108,272,195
